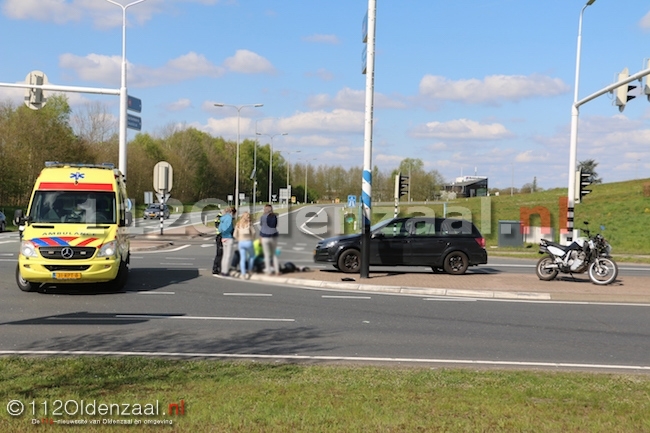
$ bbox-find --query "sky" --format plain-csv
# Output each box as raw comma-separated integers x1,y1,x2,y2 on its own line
1,0,650,191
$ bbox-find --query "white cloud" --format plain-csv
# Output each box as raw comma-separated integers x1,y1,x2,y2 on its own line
419,74,570,105
166,98,192,111
2,0,83,24
641,11,650,30
306,87,406,110
59,51,226,87
410,118,514,140
224,49,275,74
305,68,335,82
302,34,341,44
278,109,364,134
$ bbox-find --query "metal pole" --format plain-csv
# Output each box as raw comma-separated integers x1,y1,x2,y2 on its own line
215,103,263,210
360,0,376,279
104,0,148,181
567,0,596,243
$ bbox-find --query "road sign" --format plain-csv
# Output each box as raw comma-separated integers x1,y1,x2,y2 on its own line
153,161,173,193
127,95,141,113
127,114,141,131
155,192,170,203
348,195,357,207
24,70,48,110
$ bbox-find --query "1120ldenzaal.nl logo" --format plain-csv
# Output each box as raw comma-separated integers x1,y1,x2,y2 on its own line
6,398,185,426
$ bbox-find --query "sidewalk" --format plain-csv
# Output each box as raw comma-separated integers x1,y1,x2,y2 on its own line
253,269,650,304
131,236,650,304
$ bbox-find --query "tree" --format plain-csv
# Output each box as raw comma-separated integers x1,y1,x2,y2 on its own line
578,159,602,184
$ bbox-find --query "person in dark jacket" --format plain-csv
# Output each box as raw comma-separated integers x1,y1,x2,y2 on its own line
259,204,280,275
212,209,224,275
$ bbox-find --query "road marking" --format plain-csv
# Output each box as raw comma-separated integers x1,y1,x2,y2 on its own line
1,350,648,371
114,314,293,322
128,291,176,295
137,244,191,253
224,293,273,297
322,295,371,299
160,263,194,266
424,297,477,302
299,207,328,240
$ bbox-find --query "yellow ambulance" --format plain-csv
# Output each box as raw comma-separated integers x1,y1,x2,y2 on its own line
14,162,132,292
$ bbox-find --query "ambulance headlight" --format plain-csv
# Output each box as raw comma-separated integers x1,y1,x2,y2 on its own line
20,241,38,257
98,240,117,257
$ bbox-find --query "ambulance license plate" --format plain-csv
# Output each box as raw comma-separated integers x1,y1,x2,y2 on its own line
53,272,82,280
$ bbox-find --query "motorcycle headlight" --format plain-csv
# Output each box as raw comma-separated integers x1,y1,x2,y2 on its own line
20,240,38,258
98,240,117,258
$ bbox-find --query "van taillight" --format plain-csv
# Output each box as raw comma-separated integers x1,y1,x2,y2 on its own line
474,237,486,248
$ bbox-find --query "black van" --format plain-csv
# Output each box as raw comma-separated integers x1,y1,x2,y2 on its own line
313,217,487,275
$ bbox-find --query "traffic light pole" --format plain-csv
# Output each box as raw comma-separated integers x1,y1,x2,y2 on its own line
360,0,377,279
566,65,650,242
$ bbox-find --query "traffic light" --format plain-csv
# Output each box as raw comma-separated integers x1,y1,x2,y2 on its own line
615,67,637,112
394,172,409,200
575,168,592,204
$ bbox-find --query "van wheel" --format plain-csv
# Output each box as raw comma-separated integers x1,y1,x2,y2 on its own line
337,249,361,273
105,261,129,292
443,251,469,275
16,265,39,292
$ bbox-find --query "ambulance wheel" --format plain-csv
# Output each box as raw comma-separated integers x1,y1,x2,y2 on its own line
16,265,39,292
106,261,129,292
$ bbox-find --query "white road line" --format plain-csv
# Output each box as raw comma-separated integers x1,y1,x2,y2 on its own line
166,257,196,260
160,263,194,266
115,314,293,322
224,293,273,297
1,350,648,371
137,245,191,253
424,297,477,302
321,295,371,299
128,291,176,295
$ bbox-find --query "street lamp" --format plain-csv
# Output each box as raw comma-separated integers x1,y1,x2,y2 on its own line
300,158,317,204
104,0,148,180
214,103,263,210
283,150,301,206
567,0,596,242
255,131,287,203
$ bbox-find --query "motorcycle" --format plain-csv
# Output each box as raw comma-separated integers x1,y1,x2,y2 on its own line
535,222,618,285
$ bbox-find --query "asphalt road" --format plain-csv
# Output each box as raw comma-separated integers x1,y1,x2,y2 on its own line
1,216,650,371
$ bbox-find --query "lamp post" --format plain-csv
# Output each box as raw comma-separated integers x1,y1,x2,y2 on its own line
256,131,287,203
300,158,317,204
567,0,596,242
284,150,301,206
104,0,148,180
214,103,263,210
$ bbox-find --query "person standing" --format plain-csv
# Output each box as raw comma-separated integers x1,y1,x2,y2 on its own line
218,207,237,276
259,204,280,275
212,208,224,275
234,211,256,279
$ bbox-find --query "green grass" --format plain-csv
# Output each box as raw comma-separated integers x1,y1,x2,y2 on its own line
1,357,649,432
391,179,650,255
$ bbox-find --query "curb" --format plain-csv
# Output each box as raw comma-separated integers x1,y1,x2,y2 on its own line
247,274,552,300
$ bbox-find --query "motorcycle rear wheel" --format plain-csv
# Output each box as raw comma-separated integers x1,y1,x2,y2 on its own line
588,258,618,285
536,256,558,281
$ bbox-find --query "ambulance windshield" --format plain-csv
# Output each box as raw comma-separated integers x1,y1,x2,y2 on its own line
29,191,116,224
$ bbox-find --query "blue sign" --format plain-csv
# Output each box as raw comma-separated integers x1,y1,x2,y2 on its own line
347,195,357,207
127,95,142,113
127,114,141,131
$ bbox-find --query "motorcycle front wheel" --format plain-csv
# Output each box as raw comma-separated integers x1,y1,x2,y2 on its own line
536,256,558,281
588,258,618,285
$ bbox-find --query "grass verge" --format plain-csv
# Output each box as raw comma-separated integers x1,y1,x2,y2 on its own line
1,357,649,432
